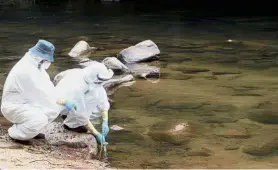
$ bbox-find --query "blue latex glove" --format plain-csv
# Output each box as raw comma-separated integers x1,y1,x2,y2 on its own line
64,100,77,111
95,133,108,145
101,120,109,137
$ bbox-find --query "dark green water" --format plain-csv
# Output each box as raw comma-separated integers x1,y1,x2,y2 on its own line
1,1,278,168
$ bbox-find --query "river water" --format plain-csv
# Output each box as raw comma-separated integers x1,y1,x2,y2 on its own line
1,1,278,168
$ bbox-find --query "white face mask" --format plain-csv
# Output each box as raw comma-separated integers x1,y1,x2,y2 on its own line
41,61,51,70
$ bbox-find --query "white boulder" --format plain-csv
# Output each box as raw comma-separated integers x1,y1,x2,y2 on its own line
68,40,97,58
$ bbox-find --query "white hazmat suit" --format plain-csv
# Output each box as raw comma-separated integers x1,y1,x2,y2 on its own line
1,52,60,141
54,61,113,130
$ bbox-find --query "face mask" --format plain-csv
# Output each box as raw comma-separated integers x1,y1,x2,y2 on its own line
41,61,51,70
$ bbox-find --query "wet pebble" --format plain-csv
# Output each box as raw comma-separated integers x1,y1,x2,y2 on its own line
110,125,124,131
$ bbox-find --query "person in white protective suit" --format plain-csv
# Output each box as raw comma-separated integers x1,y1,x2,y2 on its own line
0,40,75,144
55,61,114,145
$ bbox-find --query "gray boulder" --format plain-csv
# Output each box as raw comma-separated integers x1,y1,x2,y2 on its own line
118,40,160,63
68,40,97,58
41,122,98,159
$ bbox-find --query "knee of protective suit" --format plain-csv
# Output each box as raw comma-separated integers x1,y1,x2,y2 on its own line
31,114,49,132
8,113,49,141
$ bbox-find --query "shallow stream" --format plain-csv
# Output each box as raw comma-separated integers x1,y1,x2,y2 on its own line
1,1,278,168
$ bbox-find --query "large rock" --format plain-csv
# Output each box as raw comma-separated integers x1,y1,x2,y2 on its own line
102,57,129,73
41,122,98,159
0,122,98,160
68,40,97,58
118,40,160,63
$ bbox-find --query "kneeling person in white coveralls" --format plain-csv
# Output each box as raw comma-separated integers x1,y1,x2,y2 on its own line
55,61,113,145
0,40,72,144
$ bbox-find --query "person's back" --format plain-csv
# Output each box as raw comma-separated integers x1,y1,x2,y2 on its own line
54,62,113,144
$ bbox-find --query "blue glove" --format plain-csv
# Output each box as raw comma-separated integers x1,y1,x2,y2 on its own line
95,133,108,145
101,120,109,137
64,100,77,111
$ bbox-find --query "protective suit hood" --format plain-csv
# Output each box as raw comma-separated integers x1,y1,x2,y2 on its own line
82,61,114,86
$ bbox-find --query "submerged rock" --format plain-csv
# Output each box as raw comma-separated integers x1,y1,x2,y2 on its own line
216,127,250,139
149,121,199,145
242,136,278,156
247,109,278,124
201,116,238,123
126,63,160,79
68,40,97,58
166,63,210,74
118,40,160,63
224,139,242,150
160,69,193,80
186,147,213,157
107,130,144,145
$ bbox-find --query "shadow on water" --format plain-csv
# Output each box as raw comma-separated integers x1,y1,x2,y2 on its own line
1,0,278,168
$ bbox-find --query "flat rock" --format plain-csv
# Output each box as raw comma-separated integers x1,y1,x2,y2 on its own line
242,136,278,156
41,122,98,159
160,69,193,80
212,71,241,75
166,63,210,74
225,145,240,150
216,127,250,138
186,147,213,157
118,40,160,63
247,108,278,124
